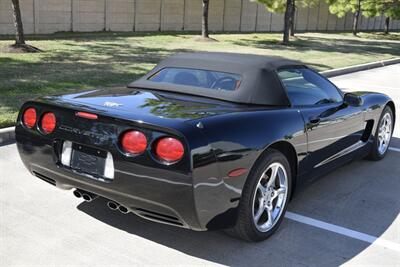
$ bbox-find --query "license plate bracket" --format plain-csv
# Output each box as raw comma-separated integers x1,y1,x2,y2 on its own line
70,143,107,178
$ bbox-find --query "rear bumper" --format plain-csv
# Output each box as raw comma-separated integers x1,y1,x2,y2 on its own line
16,132,204,230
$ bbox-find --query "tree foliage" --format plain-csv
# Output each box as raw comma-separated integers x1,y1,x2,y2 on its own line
327,0,400,19
326,0,362,17
362,0,400,19
363,0,400,33
256,0,287,13
327,0,400,34
255,0,318,13
326,0,363,35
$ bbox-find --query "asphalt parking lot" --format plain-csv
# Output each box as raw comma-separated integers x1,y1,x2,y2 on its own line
1,65,399,266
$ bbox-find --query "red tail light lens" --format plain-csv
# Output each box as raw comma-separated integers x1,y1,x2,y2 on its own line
121,130,147,154
155,137,184,163
41,112,56,134
23,108,37,128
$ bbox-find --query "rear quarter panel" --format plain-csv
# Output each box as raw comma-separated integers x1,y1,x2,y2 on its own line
188,108,307,229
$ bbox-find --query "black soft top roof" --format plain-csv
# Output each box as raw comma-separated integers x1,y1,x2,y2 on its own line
128,52,303,106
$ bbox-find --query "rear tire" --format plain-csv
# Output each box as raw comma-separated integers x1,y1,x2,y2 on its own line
367,106,394,161
227,149,292,242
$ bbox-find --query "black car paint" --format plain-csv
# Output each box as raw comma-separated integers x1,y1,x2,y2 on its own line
16,87,394,231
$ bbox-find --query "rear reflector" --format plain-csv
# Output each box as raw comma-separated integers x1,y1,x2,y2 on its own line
76,111,98,120
228,168,248,177
121,130,147,154
23,108,37,128
41,112,56,134
155,137,184,163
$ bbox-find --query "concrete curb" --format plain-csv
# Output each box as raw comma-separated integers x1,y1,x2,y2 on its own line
0,127,15,146
0,57,399,146
321,57,400,78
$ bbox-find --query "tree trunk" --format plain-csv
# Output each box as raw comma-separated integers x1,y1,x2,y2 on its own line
384,17,390,34
352,0,361,36
289,0,296,37
11,0,25,45
283,0,293,44
202,0,209,38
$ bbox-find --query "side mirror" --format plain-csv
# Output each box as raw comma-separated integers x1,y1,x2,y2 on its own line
344,93,363,107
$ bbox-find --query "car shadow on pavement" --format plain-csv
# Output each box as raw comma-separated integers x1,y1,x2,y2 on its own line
77,137,400,266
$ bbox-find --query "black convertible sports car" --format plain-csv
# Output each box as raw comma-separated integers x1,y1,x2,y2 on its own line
16,52,395,241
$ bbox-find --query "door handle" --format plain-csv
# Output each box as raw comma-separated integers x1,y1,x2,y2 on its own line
309,117,321,124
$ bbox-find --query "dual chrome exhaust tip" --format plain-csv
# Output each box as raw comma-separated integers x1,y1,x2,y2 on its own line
107,201,119,210
107,201,130,214
73,189,98,202
73,189,130,214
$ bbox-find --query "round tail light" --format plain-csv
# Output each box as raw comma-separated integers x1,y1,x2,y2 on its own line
155,137,184,163
41,112,56,134
121,130,147,154
23,108,37,128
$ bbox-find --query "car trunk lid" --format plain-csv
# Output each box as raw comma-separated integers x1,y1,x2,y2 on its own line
39,87,248,126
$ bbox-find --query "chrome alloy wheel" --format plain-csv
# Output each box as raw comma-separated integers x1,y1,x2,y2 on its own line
252,162,288,232
378,112,392,155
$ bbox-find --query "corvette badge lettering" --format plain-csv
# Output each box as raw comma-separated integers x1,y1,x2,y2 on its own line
103,101,123,108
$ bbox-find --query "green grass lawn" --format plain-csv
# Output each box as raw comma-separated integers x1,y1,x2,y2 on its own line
0,31,399,128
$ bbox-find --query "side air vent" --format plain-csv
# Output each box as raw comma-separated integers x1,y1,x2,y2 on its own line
361,120,374,142
33,171,56,186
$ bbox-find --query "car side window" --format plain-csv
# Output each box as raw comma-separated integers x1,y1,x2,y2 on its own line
277,67,342,106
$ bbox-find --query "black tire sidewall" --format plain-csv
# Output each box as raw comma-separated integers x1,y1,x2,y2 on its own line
238,149,292,241
371,106,394,160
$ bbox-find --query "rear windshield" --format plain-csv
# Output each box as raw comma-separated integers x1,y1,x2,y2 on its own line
148,67,241,91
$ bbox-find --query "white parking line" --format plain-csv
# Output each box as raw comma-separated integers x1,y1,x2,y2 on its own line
389,147,400,153
285,212,400,253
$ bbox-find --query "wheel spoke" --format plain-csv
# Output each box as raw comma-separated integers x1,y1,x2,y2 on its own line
267,164,279,188
387,121,392,130
254,201,264,222
379,140,385,152
257,183,266,195
265,207,273,227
